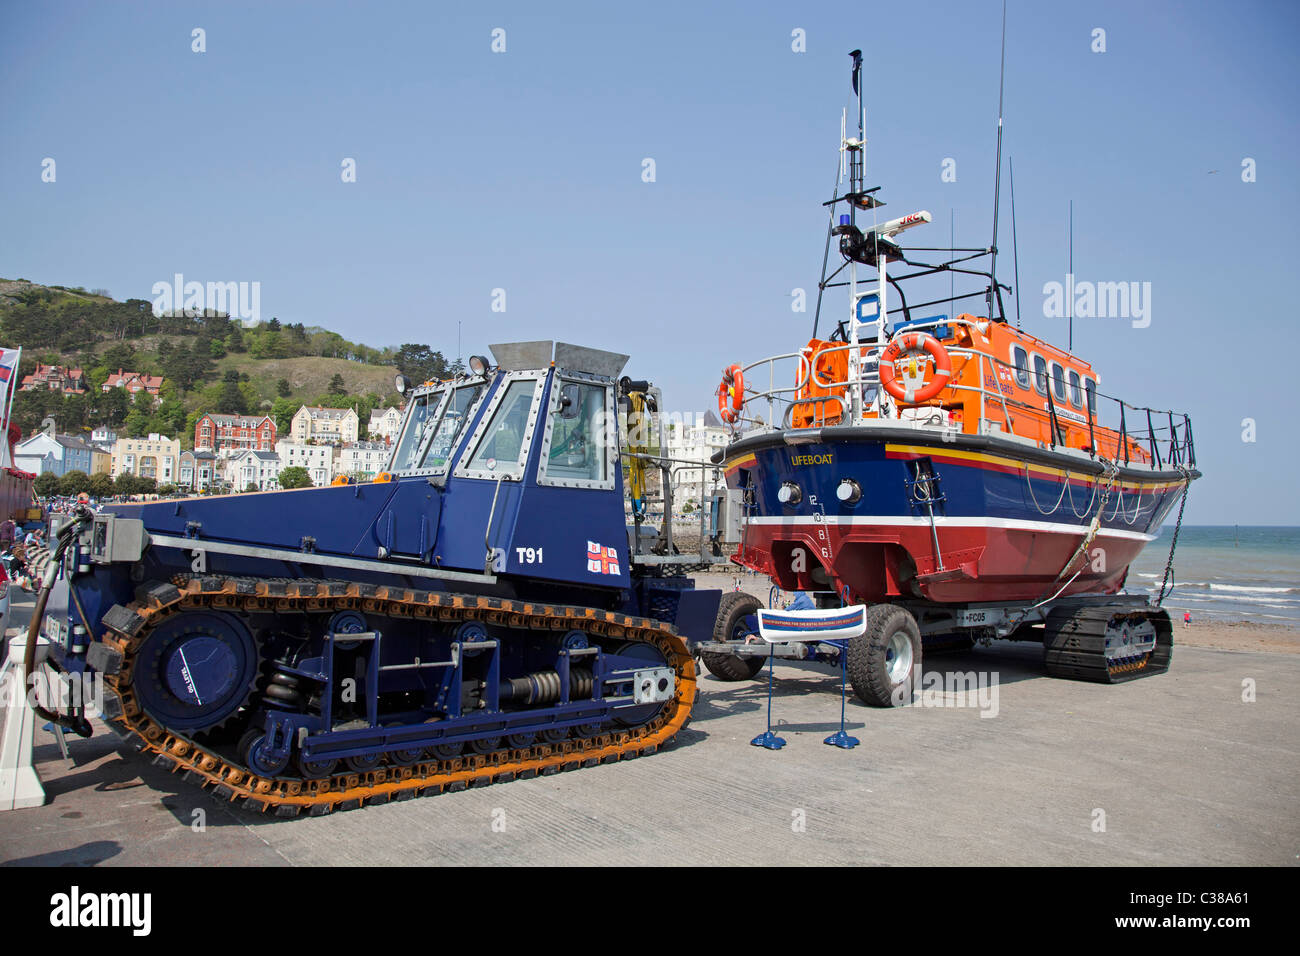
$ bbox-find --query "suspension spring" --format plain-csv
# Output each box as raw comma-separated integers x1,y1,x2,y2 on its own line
264,669,303,707
504,667,594,705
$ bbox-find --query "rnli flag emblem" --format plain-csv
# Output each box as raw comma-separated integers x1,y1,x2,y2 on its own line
587,541,619,575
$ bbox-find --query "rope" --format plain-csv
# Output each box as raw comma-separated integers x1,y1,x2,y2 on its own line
1024,463,1070,516
1007,459,1119,627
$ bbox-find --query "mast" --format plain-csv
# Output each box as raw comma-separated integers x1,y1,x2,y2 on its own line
846,50,867,424
989,0,1007,319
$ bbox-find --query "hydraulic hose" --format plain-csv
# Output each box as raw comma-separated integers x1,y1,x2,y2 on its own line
21,506,94,738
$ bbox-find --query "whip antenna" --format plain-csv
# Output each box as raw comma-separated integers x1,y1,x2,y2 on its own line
1010,157,1022,328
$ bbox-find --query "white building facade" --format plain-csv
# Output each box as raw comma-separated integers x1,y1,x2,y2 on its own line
336,441,389,480
274,440,335,487
367,406,402,443
662,411,729,505
111,434,181,485
224,450,281,491
291,405,359,445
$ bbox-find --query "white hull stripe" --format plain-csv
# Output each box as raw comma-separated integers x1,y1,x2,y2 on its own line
745,514,1156,542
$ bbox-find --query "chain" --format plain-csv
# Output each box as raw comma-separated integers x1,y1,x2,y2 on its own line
1155,470,1191,606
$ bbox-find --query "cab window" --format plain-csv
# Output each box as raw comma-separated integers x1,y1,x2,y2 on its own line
1084,378,1098,416
1012,346,1030,389
419,383,485,472
1068,370,1083,408
390,393,435,471
541,381,610,485
464,379,540,474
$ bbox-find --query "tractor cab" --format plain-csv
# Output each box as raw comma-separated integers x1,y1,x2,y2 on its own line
380,342,635,595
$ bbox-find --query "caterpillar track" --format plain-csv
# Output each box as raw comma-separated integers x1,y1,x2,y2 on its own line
1042,604,1172,683
96,574,696,817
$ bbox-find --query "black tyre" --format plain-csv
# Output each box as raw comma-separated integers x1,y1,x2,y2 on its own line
700,591,766,681
847,604,921,707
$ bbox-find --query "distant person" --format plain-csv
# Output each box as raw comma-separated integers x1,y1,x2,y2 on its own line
1183,611,1191,628
784,591,815,612
0,519,14,549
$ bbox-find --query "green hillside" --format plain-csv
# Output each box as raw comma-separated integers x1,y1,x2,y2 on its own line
0,279,455,448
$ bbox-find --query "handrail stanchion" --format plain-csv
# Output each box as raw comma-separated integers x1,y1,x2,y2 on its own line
1146,409,1162,470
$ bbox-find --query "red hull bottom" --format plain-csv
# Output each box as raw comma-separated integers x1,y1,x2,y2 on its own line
736,520,1153,604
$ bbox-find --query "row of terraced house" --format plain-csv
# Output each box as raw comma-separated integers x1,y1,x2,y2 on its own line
17,404,404,492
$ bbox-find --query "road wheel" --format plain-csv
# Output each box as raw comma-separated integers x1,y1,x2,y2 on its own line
700,591,766,681
847,604,921,707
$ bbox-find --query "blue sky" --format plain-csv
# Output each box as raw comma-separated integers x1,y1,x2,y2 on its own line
2,0,1297,523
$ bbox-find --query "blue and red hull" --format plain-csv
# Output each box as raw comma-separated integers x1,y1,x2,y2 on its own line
723,426,1195,604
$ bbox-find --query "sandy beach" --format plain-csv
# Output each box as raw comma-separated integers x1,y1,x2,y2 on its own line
688,568,1300,654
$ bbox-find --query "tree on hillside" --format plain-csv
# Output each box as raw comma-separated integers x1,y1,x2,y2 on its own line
328,373,347,395
276,378,292,398
123,407,151,437
395,344,448,384
218,376,248,415
250,330,288,359
103,342,136,371
278,466,313,489
226,324,246,353
98,388,129,427
270,397,298,435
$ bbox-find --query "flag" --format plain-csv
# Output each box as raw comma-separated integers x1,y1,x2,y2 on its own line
586,540,619,576
0,346,21,435
0,348,18,385
849,49,862,95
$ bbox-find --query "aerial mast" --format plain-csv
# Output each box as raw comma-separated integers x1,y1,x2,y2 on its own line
989,0,1007,319
845,50,867,424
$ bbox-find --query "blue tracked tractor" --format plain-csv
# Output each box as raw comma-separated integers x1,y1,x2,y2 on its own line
26,342,723,815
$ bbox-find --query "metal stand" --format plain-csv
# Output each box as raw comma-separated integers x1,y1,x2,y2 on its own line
823,643,859,749
0,634,57,811
749,643,786,750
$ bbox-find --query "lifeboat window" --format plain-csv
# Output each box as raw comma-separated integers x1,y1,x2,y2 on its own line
1067,370,1083,408
1012,346,1030,389
1050,362,1067,404
1084,377,1098,416
1032,354,1048,395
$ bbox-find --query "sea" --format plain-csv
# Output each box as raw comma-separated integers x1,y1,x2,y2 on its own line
1126,526,1300,628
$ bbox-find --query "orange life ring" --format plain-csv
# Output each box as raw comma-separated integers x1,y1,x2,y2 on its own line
717,364,744,424
879,331,952,405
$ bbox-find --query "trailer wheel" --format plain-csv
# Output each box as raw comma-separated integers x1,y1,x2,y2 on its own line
700,591,766,681
847,604,921,707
